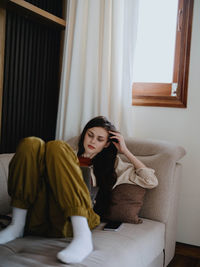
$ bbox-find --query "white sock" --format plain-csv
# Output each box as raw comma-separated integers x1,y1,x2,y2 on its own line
57,216,93,264
0,207,27,244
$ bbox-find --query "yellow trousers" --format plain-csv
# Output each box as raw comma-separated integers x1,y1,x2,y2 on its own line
8,137,100,237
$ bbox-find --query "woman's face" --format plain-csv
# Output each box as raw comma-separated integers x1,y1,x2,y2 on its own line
83,127,109,158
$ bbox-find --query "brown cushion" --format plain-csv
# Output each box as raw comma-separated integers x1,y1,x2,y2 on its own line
106,184,146,224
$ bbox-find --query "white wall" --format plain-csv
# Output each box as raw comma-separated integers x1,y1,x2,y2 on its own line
129,0,200,246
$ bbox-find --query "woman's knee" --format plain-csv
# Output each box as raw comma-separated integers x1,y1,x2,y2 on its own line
46,140,77,162
16,137,45,155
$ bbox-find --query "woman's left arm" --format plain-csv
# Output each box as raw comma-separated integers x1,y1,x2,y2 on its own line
109,131,146,169
110,131,158,189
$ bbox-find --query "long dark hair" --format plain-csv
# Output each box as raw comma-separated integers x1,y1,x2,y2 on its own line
77,116,118,217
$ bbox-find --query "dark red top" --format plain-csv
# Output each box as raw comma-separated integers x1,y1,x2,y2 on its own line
78,156,92,167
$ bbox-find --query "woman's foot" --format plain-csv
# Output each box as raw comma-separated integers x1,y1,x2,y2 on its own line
0,224,24,244
57,231,93,263
0,207,27,244
57,216,93,264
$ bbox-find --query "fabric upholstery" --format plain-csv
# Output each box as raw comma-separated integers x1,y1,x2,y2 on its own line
0,153,13,215
0,219,165,267
120,138,186,222
106,184,146,223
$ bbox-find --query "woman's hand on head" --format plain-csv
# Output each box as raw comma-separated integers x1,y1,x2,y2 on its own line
109,131,128,154
109,131,146,169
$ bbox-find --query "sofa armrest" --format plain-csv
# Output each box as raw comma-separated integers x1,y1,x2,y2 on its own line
121,138,186,266
0,153,14,214
122,138,185,223
120,138,185,224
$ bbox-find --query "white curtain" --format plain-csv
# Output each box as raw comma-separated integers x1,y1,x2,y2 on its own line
56,0,139,140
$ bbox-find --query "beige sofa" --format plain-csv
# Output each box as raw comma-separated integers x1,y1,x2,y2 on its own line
0,138,185,267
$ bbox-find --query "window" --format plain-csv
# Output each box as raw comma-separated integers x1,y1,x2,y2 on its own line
132,0,194,108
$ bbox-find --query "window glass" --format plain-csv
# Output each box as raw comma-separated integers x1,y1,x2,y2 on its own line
133,0,179,83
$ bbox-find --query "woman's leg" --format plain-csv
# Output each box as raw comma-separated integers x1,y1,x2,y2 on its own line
0,137,46,244
45,140,100,264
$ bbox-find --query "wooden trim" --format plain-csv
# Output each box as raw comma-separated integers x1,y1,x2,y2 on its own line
132,82,172,96
177,0,194,106
6,0,66,29
0,7,6,136
132,96,186,108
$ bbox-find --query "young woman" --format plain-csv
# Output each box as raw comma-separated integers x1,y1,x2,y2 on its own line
0,116,158,264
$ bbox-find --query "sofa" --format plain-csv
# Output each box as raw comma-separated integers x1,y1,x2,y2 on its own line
0,137,186,267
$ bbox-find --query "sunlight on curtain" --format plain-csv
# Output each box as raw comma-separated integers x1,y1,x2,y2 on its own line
56,0,139,140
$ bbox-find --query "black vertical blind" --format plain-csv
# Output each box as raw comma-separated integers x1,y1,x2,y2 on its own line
0,7,61,153
24,0,63,18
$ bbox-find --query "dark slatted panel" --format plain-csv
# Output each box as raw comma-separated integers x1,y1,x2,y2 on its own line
24,0,63,18
0,10,61,153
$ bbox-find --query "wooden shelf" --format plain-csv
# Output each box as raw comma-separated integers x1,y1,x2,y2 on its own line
6,0,66,29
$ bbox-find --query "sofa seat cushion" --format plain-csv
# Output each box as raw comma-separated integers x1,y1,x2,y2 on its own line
0,219,165,267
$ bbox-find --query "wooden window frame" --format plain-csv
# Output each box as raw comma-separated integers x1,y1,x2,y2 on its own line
132,0,194,108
